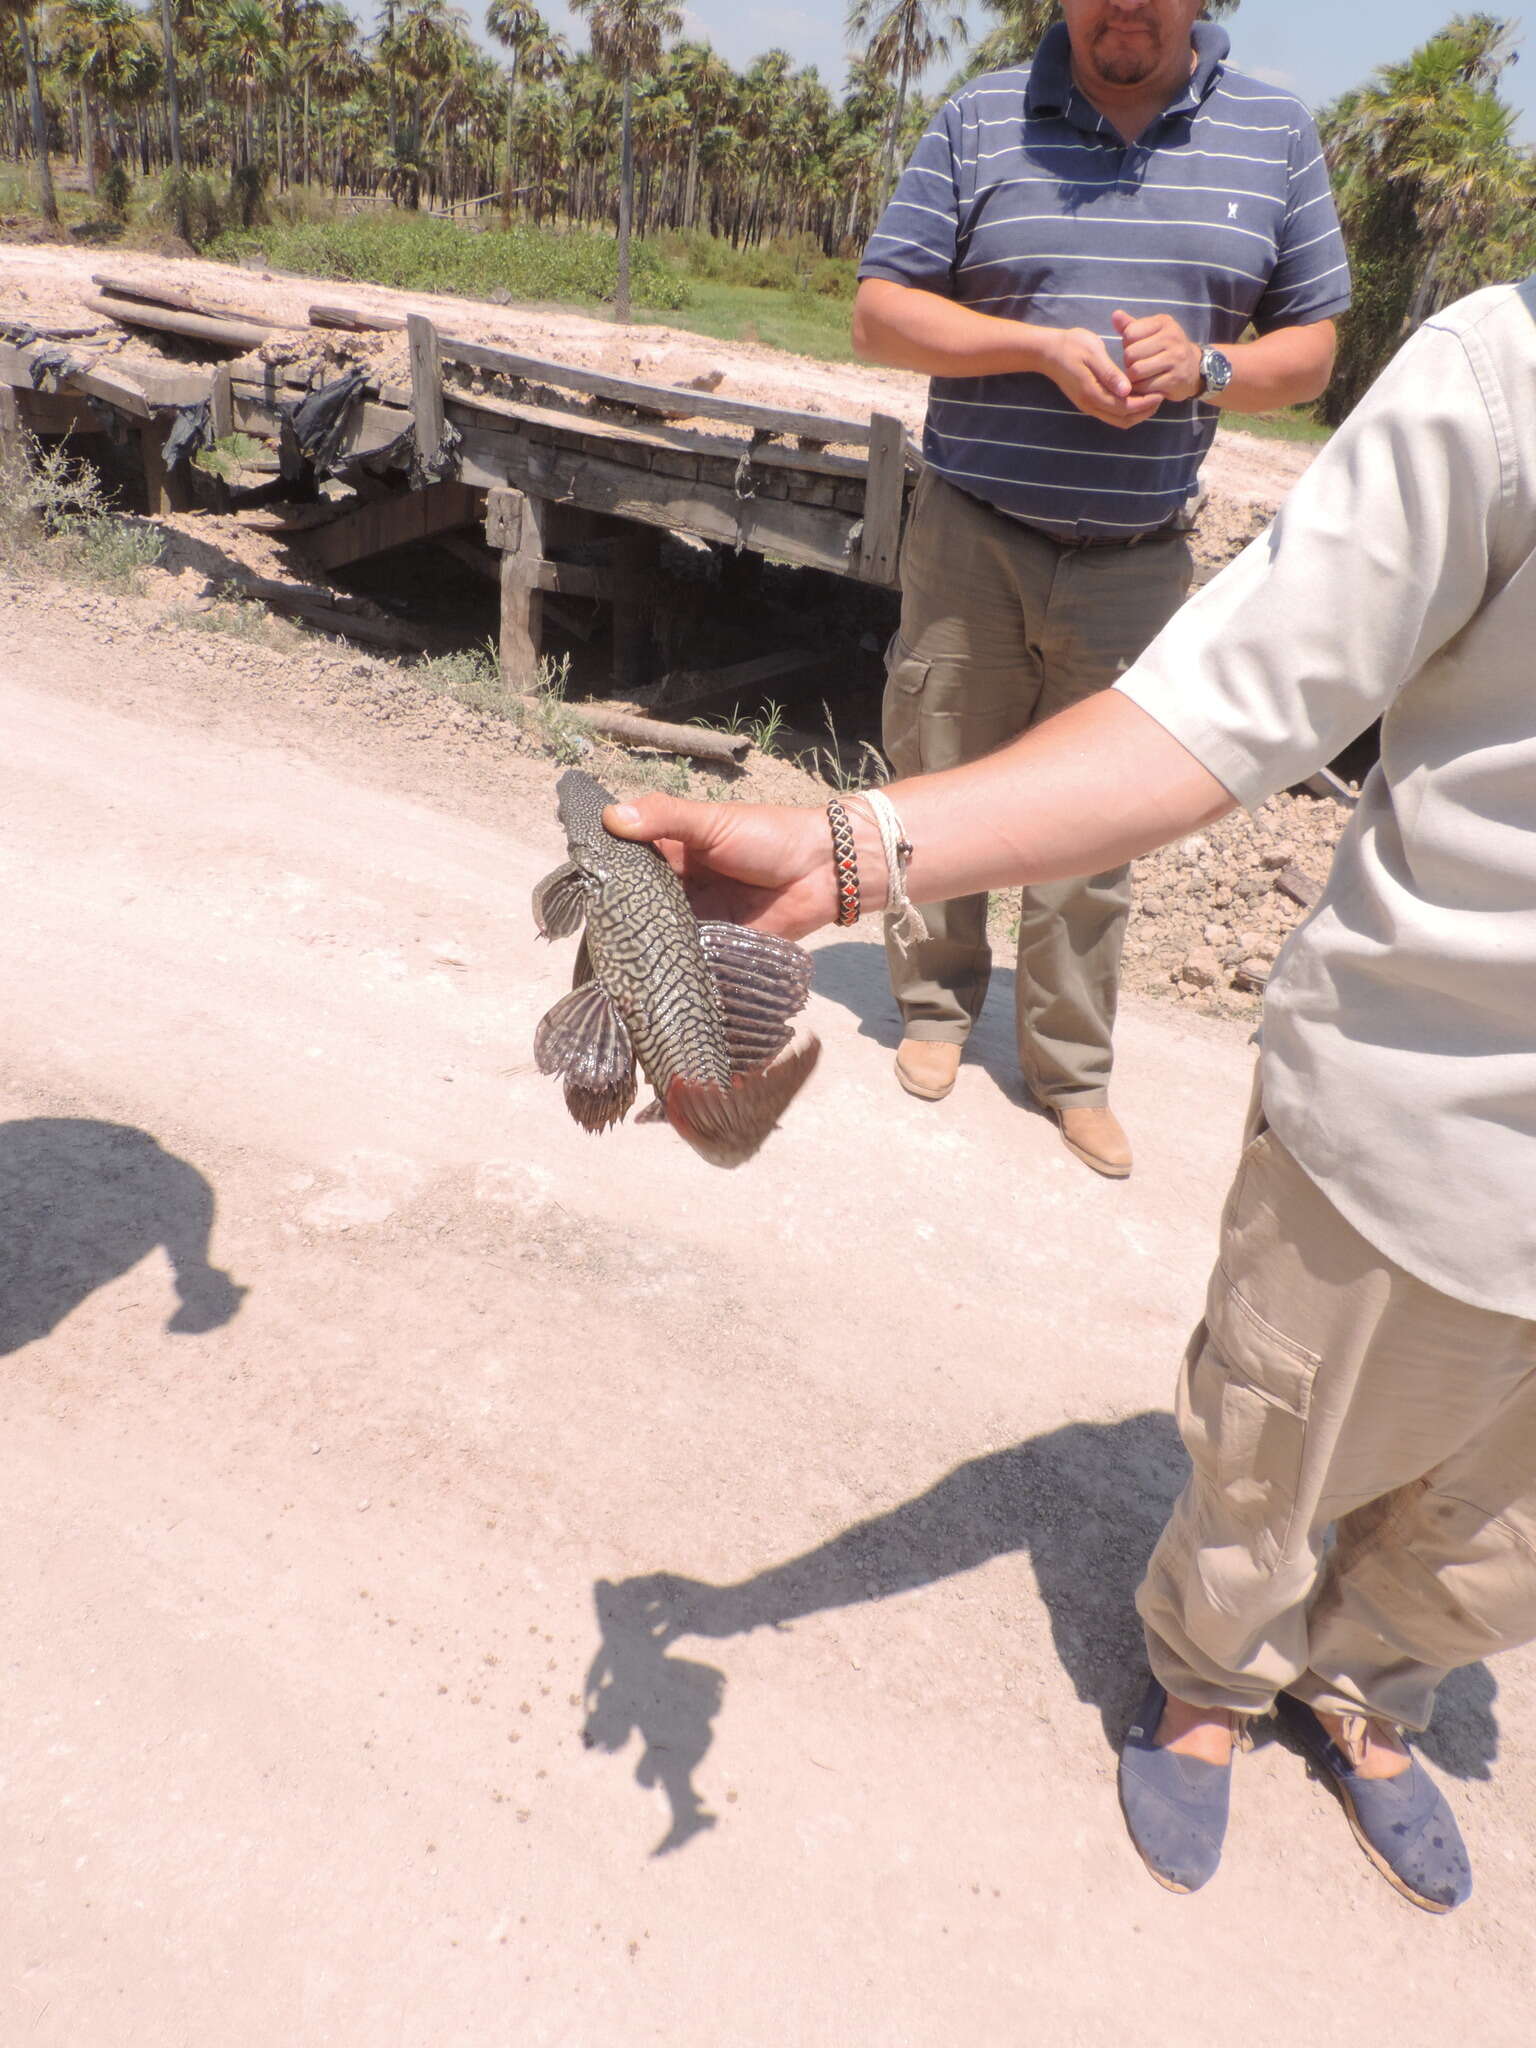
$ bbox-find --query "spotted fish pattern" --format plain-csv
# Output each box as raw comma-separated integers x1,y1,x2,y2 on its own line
532,769,819,1167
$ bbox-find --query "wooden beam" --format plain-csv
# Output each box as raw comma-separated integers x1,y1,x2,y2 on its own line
302,479,480,570
650,645,826,719
309,303,408,333
406,314,447,476
534,559,610,600
444,387,870,480
437,334,871,446
555,705,749,763
454,424,865,579
92,272,285,327
9,388,105,436
489,485,547,688
857,410,906,586
140,419,193,515
209,364,234,442
81,292,276,353
0,384,23,467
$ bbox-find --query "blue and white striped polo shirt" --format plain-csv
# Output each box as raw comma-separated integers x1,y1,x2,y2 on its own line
858,22,1351,538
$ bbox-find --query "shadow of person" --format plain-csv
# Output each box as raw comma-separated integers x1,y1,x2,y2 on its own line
583,1413,1188,1855
0,1118,247,1356
809,938,1035,1108
585,1412,1505,1853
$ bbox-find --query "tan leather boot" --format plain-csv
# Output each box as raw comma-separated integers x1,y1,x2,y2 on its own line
1056,1103,1133,1178
895,1038,962,1101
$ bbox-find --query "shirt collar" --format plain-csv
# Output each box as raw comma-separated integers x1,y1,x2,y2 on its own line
1025,18,1230,128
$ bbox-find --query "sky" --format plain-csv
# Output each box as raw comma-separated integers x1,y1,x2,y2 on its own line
518,1,1536,143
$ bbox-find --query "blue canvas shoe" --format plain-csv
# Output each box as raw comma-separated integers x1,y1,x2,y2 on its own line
1277,1694,1472,1913
1118,1677,1233,1894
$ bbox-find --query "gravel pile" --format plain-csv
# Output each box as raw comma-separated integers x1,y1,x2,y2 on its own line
1123,786,1350,1018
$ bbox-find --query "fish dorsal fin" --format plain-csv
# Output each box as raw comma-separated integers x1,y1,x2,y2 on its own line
533,981,637,1132
532,860,588,939
697,922,814,1075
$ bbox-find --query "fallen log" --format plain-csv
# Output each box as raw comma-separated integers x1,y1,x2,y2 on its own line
92,272,285,327
82,291,283,353
552,703,749,762
309,302,408,333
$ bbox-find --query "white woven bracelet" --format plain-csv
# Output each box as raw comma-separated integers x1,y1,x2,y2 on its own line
856,788,928,951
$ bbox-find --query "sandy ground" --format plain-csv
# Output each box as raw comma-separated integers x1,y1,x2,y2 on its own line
0,240,1315,519
3,571,1535,2047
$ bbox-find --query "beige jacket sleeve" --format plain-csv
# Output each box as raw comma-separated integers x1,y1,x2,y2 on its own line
1114,317,1507,808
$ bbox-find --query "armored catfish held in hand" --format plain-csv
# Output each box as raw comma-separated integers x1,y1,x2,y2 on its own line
532,769,821,1168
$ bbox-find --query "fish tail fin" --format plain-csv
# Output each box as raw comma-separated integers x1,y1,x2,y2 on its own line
664,1036,821,1169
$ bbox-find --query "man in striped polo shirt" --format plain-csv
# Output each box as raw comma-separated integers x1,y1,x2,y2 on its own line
855,0,1349,1177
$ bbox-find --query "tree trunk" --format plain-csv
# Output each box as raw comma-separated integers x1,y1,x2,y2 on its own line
616,71,634,323
500,62,517,229
17,11,58,225
159,0,188,237
881,56,911,216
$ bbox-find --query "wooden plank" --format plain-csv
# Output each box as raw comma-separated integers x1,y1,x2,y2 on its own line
0,340,159,420
453,423,865,579
857,410,906,586
11,388,105,435
1304,767,1358,809
406,314,447,475
140,420,193,515
309,302,407,333
1275,865,1320,910
92,272,285,328
490,485,547,687
438,334,871,446
81,291,276,353
651,645,826,718
444,388,870,481
303,480,479,570
0,384,23,466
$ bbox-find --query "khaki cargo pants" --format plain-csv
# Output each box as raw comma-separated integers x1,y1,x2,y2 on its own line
1139,1084,1536,1730
883,470,1193,1105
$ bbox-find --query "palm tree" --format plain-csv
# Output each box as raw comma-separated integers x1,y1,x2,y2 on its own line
207,0,283,169
2,0,57,221
485,0,540,222
846,0,965,212
1319,12,1536,418
51,0,161,193
569,0,682,319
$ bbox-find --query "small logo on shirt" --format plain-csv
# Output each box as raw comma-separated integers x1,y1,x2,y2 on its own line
1227,202,1240,220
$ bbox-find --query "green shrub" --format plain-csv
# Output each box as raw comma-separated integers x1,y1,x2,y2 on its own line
208,212,691,312
101,160,132,221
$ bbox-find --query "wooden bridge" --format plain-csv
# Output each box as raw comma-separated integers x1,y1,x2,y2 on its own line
1,284,916,753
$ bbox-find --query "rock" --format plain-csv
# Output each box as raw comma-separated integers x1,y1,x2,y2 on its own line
1180,946,1223,989
1202,922,1230,947
1138,892,1167,918
1260,839,1297,869
1235,957,1272,992
685,368,725,393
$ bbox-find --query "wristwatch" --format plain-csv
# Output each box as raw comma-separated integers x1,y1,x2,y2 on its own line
1198,346,1233,397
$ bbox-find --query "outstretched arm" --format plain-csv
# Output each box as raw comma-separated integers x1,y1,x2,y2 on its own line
605,693,1232,941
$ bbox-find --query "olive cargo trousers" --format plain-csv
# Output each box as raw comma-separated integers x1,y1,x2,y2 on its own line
882,471,1192,1106
1138,1089,1536,1731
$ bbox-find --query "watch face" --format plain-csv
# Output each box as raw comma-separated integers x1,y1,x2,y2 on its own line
1203,348,1233,393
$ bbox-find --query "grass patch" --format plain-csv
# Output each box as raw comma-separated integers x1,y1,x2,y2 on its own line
185,591,304,649
633,278,857,362
209,212,691,313
1218,406,1332,445
413,642,589,761
194,432,268,484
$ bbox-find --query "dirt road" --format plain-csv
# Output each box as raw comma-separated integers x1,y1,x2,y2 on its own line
3,580,1533,2046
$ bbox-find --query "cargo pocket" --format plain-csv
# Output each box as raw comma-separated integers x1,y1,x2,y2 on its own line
881,634,931,778
1177,1275,1321,1568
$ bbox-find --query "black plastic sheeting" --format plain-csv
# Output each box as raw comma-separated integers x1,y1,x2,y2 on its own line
278,368,371,484
24,346,81,394
161,399,210,472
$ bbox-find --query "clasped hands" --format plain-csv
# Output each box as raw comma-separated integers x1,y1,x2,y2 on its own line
1039,309,1206,429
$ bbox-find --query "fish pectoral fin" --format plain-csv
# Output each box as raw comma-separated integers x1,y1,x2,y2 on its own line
665,1036,821,1169
534,981,638,1133
697,922,815,1074
532,860,588,939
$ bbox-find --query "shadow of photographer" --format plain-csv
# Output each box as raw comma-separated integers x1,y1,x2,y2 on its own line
0,1117,246,1356
583,1410,1502,1855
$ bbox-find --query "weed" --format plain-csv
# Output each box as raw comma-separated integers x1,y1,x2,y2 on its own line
185,590,301,648
0,434,161,589
812,702,889,791
194,431,268,484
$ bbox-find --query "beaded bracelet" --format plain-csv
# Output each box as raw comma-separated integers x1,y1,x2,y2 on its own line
826,797,861,926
